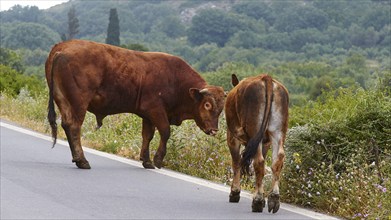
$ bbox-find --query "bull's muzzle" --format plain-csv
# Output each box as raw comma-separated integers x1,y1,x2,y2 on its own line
205,128,218,136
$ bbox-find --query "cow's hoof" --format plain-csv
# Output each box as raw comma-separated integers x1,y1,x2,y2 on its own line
252,198,265,212
229,190,240,203
267,193,280,213
142,161,155,169
153,157,163,169
75,160,91,169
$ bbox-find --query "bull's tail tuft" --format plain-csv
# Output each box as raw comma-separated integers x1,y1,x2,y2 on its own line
47,53,59,148
48,93,57,148
240,75,273,176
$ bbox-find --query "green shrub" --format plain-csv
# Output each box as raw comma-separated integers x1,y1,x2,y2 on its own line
283,86,391,218
0,64,45,97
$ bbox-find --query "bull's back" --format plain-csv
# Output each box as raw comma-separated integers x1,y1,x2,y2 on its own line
46,39,205,115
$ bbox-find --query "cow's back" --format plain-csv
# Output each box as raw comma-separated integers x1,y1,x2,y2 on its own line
225,75,289,142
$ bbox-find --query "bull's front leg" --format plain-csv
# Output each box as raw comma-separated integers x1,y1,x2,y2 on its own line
227,131,241,203
146,111,170,169
153,124,170,169
140,119,156,169
268,132,285,213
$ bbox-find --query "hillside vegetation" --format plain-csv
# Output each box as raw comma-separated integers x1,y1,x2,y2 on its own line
1,0,390,219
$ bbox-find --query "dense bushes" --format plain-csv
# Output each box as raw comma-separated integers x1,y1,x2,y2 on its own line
283,86,390,218
0,65,44,97
0,48,45,97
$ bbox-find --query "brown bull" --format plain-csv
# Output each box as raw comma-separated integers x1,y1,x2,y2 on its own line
225,74,289,213
45,39,225,169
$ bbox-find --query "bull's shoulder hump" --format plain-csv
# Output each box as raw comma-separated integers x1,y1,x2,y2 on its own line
141,52,183,62
143,51,173,56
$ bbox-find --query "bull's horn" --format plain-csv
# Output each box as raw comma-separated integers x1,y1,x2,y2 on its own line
200,88,210,94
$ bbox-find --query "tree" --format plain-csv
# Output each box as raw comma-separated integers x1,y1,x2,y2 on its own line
274,4,329,32
187,9,244,47
106,8,120,46
1,5,42,23
231,1,275,25
120,43,148,51
67,5,79,40
0,48,25,73
154,16,185,38
227,31,262,49
3,22,60,50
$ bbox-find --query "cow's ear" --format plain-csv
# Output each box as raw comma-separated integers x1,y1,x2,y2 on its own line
231,74,239,87
189,88,203,102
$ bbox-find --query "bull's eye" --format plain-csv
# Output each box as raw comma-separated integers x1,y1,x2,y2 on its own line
204,102,212,110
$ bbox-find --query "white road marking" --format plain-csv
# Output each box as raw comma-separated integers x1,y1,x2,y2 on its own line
0,120,338,220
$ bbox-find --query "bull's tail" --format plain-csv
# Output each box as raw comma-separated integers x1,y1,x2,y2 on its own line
47,53,60,148
241,75,274,175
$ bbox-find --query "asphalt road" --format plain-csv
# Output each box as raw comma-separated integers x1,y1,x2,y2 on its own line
1,121,336,219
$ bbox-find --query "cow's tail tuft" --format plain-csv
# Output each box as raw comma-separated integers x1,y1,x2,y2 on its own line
47,53,60,148
240,75,273,175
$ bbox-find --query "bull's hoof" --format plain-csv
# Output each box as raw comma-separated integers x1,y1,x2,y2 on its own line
229,190,240,203
252,198,266,212
153,157,163,169
267,193,280,213
75,160,91,169
142,161,155,169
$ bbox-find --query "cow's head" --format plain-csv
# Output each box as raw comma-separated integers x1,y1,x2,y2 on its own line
189,86,225,136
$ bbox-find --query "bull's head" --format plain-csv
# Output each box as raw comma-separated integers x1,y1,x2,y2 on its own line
189,86,225,136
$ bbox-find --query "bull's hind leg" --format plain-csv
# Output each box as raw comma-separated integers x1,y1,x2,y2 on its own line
140,119,156,169
54,86,90,168
56,98,89,168
62,121,90,169
252,144,266,212
267,131,285,213
227,131,241,203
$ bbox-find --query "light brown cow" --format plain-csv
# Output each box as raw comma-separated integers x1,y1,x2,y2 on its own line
225,74,289,213
46,39,225,169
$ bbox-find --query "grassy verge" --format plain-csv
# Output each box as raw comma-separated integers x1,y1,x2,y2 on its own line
1,86,390,219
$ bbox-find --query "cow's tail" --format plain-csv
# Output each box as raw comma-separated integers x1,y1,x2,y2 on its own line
240,75,274,175
47,52,60,148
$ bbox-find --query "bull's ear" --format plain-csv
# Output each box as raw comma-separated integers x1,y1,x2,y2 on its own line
231,74,239,87
189,88,203,102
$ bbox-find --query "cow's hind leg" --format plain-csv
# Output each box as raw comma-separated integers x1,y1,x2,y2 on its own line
252,144,266,212
267,131,285,213
140,119,156,169
227,131,241,203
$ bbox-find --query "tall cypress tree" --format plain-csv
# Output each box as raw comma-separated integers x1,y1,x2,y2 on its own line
67,5,79,40
106,8,120,46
